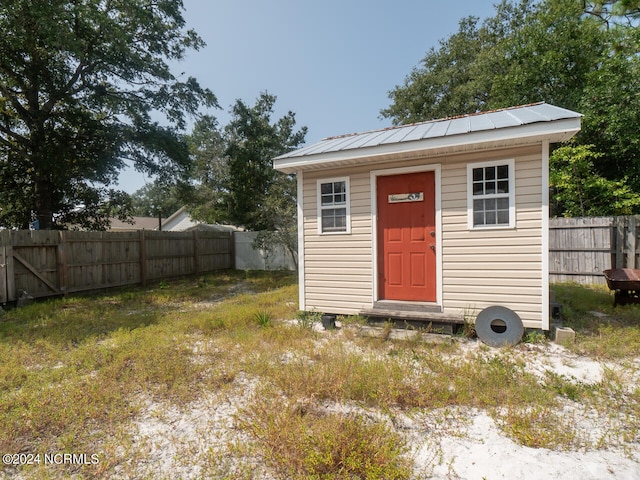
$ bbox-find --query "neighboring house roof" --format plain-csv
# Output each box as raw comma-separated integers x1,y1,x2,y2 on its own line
109,216,161,231
274,102,582,173
161,207,197,231
162,207,242,232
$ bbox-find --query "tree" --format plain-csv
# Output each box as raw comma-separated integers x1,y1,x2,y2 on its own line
189,93,306,230
578,26,640,189
130,181,184,219
550,144,640,216
582,0,640,26
187,93,306,268
223,93,306,230
382,0,640,216
381,0,536,123
382,0,606,123
184,115,229,225
488,0,606,110
0,0,216,229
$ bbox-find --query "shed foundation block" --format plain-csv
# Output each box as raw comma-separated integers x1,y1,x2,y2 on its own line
554,326,575,344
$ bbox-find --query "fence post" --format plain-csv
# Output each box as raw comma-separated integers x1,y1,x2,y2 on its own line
5,231,15,302
230,231,236,269
0,230,7,303
56,230,68,295
193,230,200,276
628,216,637,269
139,230,147,286
615,216,626,268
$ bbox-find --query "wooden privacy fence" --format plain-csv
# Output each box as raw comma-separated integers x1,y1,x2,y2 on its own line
549,215,640,285
0,229,233,303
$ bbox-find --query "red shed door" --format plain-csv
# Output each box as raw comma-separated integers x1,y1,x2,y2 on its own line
377,172,436,302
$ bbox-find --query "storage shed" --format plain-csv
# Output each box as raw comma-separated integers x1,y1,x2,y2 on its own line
273,103,581,337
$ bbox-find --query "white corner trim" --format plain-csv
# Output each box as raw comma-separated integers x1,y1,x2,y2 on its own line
541,141,550,330
297,172,305,310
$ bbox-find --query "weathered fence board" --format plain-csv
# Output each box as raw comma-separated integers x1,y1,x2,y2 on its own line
0,229,233,302
550,215,640,285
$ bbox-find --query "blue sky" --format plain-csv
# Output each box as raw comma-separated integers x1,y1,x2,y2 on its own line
118,0,499,193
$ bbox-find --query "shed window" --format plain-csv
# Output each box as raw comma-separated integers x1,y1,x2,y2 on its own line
318,177,350,234
467,160,515,229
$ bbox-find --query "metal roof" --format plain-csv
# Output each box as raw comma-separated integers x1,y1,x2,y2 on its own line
273,103,582,173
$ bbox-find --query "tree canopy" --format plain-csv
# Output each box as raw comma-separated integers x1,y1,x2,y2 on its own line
187,92,306,231
0,0,216,229
382,0,640,216
186,93,306,268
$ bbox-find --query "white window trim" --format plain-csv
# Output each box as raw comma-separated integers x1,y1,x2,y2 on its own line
317,176,351,235
467,159,516,230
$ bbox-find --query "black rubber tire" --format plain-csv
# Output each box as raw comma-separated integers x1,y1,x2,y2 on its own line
475,306,524,347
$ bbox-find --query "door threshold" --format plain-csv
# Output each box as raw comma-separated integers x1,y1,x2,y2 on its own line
373,301,442,313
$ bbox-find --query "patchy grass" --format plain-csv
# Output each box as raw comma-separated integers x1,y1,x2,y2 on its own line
237,386,412,480
552,282,640,358
0,275,638,478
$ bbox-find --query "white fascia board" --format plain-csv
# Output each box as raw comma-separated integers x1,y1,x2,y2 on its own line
274,118,580,174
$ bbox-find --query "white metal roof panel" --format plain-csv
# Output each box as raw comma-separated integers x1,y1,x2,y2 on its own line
274,103,582,171
446,117,471,136
510,107,547,124
359,128,400,148
346,130,387,149
421,120,449,139
380,126,415,144
484,110,522,129
392,122,427,142
468,114,496,132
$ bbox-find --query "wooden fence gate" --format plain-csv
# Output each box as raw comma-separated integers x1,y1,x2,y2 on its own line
0,229,233,303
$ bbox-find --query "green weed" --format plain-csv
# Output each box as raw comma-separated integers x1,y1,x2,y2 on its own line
254,310,273,327
238,390,412,480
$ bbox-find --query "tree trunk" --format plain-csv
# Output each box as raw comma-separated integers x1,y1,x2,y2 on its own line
34,176,54,230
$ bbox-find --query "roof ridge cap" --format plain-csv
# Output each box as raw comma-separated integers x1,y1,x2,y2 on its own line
322,102,547,141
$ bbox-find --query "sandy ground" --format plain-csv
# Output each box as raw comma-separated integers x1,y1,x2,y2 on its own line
123,325,640,480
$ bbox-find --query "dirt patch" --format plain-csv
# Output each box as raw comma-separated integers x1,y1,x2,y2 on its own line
123,325,639,480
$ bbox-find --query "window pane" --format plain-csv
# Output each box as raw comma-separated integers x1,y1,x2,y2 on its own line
334,193,346,205
497,198,509,210
497,210,509,224
322,208,347,232
474,211,485,226
321,194,333,206
485,181,496,195
485,198,496,211
321,183,332,195
497,165,509,179
485,166,496,181
322,211,333,230
474,199,484,212
497,180,509,194
333,181,345,193
486,211,497,224
473,182,484,196
473,168,484,182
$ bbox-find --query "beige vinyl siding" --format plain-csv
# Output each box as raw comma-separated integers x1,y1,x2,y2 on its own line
300,145,545,328
441,149,544,327
302,170,374,314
